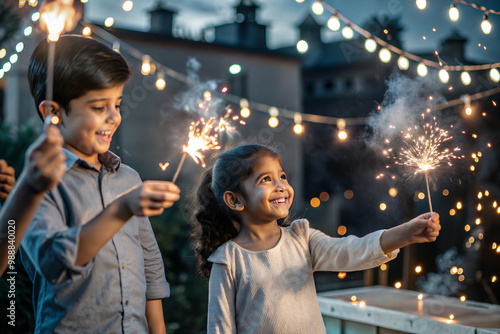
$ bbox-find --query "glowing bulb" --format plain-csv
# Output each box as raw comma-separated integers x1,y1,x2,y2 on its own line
379,48,391,63
490,68,500,82
141,55,151,75
439,69,449,83
417,63,428,77
104,17,114,27
449,4,459,21
465,105,472,116
240,107,250,118
461,71,471,85
338,130,347,140
229,64,241,74
122,0,133,11
365,39,377,53
3,62,12,72
296,40,308,54
416,0,426,10
418,293,424,300
312,1,323,15
82,26,91,36
268,116,279,128
24,26,33,36
293,123,303,134
155,74,166,90
341,26,354,39
31,12,40,21
327,16,340,31
15,42,24,53
9,54,18,64
481,14,492,34
0,49,5,59
395,282,402,289
398,56,409,70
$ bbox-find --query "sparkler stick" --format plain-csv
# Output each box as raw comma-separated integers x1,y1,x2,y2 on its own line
171,153,186,184
424,171,433,213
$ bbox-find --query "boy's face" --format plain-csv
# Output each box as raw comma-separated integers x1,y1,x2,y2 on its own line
59,84,124,165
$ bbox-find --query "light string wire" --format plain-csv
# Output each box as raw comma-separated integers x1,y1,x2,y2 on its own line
321,1,500,71
452,0,500,16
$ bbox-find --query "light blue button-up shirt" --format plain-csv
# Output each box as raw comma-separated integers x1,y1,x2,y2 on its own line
21,149,169,333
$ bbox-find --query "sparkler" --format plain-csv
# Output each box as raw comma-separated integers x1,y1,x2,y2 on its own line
169,91,243,183
383,113,463,212
39,0,79,102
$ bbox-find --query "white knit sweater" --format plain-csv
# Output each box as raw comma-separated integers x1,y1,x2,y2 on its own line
207,219,399,334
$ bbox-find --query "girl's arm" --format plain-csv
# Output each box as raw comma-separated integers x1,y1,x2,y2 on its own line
208,263,237,334
380,212,440,254
146,299,167,334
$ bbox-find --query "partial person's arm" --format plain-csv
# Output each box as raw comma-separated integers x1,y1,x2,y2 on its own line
379,212,440,254
0,159,16,204
207,263,237,334
0,121,65,275
146,299,167,334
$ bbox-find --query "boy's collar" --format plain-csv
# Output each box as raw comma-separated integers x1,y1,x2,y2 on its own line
63,148,121,172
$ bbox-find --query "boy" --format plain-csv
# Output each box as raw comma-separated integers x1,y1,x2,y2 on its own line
20,35,180,333
0,117,65,275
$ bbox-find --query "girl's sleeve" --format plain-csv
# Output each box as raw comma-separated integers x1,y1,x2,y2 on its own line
308,226,399,272
20,192,92,284
207,263,237,334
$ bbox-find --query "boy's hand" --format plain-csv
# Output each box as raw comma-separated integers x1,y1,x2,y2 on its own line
117,181,180,218
0,159,16,203
23,121,66,193
405,212,440,244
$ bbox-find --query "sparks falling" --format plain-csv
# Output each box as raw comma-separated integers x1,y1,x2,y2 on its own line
383,113,464,212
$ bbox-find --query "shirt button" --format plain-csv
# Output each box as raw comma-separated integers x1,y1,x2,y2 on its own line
122,265,125,269
125,300,129,305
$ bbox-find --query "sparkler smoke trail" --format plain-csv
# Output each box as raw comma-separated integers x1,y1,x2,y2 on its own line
367,75,464,210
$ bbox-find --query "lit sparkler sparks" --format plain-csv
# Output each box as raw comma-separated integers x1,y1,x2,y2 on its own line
383,113,463,212
169,91,243,183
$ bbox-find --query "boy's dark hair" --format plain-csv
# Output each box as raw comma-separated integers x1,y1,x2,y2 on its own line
28,34,131,120
190,144,282,277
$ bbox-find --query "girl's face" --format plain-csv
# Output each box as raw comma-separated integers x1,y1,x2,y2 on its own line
239,155,294,223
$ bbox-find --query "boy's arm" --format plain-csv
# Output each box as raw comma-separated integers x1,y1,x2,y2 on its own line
380,212,440,254
75,181,180,266
146,299,167,334
0,159,16,204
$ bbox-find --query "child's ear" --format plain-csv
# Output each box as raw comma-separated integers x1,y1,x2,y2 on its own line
223,191,244,211
39,101,63,123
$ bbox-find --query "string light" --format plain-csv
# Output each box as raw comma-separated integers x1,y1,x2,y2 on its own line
141,55,151,75
296,40,308,54
327,16,340,31
417,63,428,77
293,113,303,134
122,0,133,12
461,71,471,85
439,69,450,83
155,72,166,90
312,1,324,15
379,48,391,63
490,68,500,82
341,26,354,39
416,0,427,10
449,4,459,21
104,17,114,27
481,14,492,34
82,26,92,36
365,39,377,53
398,56,409,70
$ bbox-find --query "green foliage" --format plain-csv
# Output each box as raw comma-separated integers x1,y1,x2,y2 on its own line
0,2,21,47
150,202,208,334
0,122,40,177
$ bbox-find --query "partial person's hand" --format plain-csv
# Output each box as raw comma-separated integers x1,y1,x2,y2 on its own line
0,159,16,203
404,212,440,244
23,116,66,193
117,181,180,217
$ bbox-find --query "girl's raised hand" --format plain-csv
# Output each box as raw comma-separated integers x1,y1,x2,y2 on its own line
116,181,180,218
405,212,441,244
0,159,16,203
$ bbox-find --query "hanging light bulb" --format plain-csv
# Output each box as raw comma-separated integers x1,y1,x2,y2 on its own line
481,14,492,34
296,40,308,54
417,63,428,77
312,1,324,15
365,39,377,53
268,117,279,128
490,68,500,82
341,26,354,39
461,94,472,115
82,26,91,36
15,42,24,53
439,69,449,83
141,55,151,75
122,0,133,12
416,0,426,10
327,16,340,31
398,56,409,70
112,41,120,53
449,4,459,21
155,73,166,90
337,119,347,141
461,71,471,85
293,113,303,134
379,48,391,63
104,17,115,27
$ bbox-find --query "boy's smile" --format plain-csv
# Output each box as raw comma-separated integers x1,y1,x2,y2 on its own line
58,84,124,169
239,155,294,223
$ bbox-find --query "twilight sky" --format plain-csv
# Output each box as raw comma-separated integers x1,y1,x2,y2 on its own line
84,0,500,63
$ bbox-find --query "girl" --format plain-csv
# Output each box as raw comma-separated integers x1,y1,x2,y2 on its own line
191,144,440,333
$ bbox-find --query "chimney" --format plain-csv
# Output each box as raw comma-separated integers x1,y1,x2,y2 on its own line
148,1,176,36
440,30,467,64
